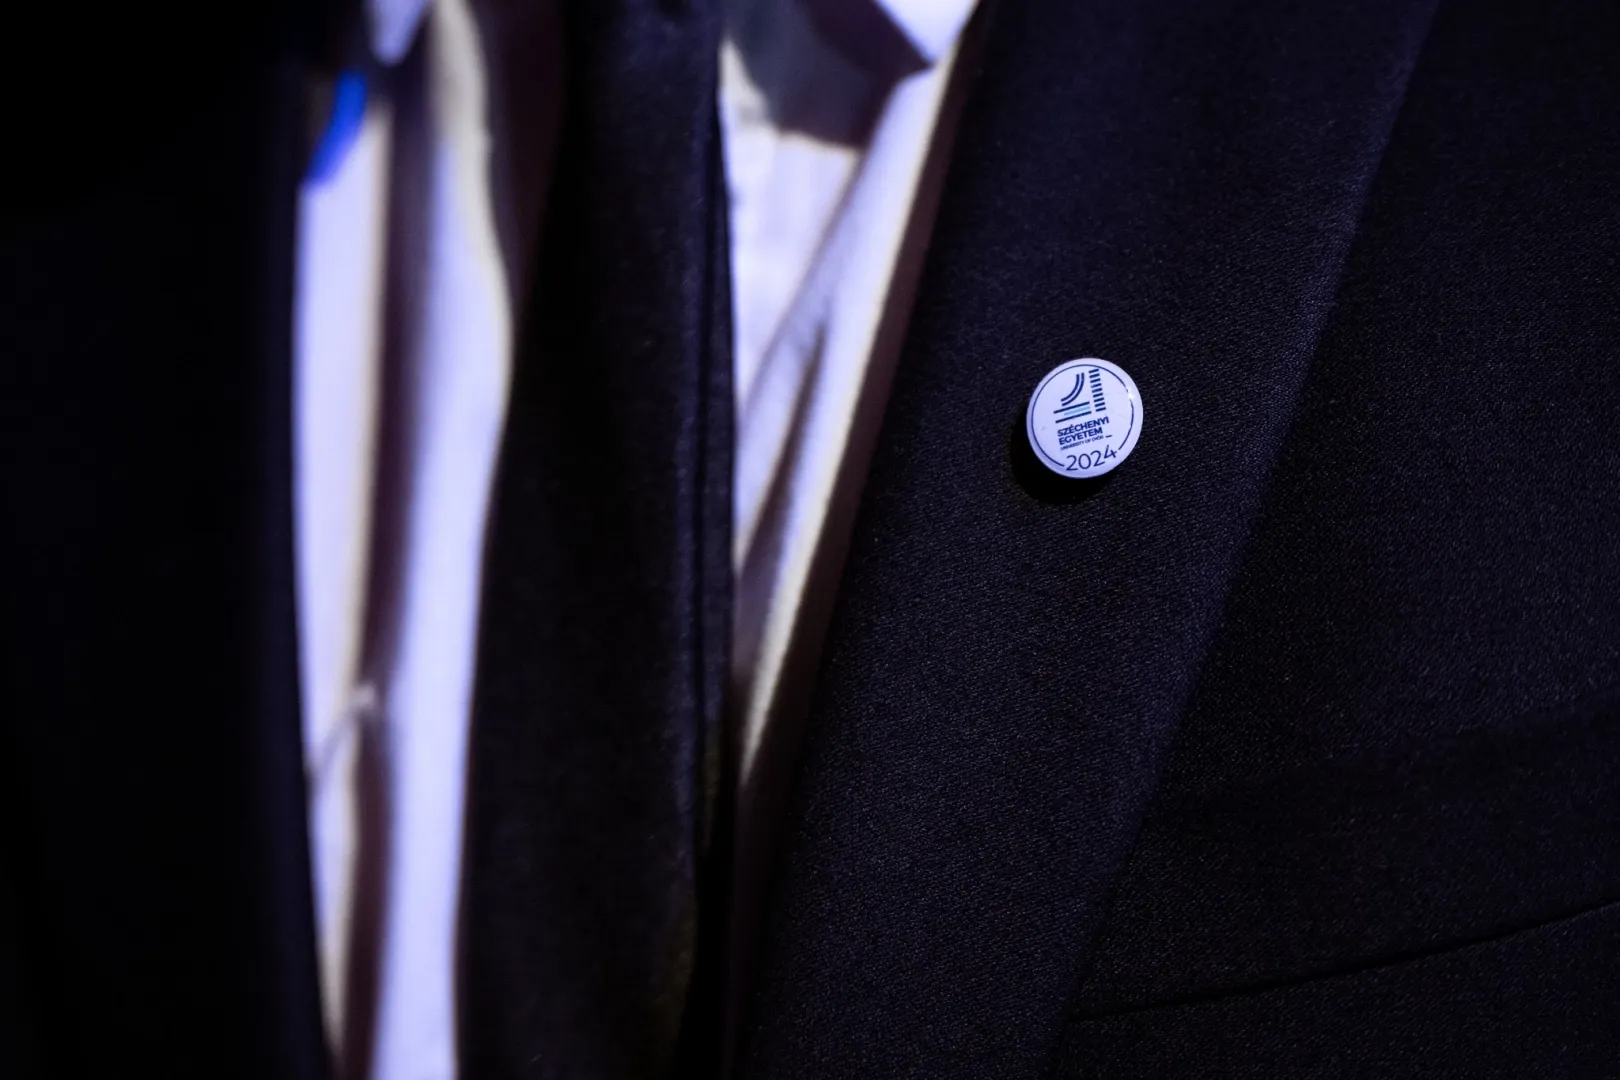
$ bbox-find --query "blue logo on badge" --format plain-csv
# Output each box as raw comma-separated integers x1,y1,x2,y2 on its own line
1052,368,1108,422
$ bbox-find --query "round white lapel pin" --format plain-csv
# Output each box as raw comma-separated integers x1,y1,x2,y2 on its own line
1026,358,1142,479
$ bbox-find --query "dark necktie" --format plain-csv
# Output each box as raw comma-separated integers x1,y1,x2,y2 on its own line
457,1,733,1075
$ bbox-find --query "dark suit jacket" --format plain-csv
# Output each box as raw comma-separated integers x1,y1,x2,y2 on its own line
2,0,1616,1077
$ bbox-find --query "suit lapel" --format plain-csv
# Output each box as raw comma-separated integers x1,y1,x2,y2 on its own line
741,0,1439,1075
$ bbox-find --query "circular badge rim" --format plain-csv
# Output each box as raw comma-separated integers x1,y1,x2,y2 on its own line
1025,357,1141,479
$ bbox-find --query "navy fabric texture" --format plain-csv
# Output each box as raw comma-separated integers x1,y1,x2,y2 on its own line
740,0,1620,1076
2,0,1616,1075
1064,900,1620,1078
456,1,733,1077
0,10,328,1078
1062,1,1620,1070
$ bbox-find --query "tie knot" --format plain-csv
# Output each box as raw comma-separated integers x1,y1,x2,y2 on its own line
798,0,929,81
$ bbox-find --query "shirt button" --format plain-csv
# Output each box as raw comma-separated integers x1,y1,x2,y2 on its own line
1025,358,1143,478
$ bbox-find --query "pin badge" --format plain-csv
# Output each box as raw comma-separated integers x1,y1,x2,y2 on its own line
1025,358,1142,478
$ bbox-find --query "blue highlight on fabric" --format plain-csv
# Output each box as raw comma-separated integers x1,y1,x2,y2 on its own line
307,70,369,184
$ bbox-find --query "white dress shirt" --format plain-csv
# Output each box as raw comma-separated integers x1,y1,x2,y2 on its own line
295,0,977,1074
720,0,978,1058
296,1,510,1075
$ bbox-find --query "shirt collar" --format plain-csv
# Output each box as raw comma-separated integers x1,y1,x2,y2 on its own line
371,0,978,72
369,0,433,64
878,0,977,65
